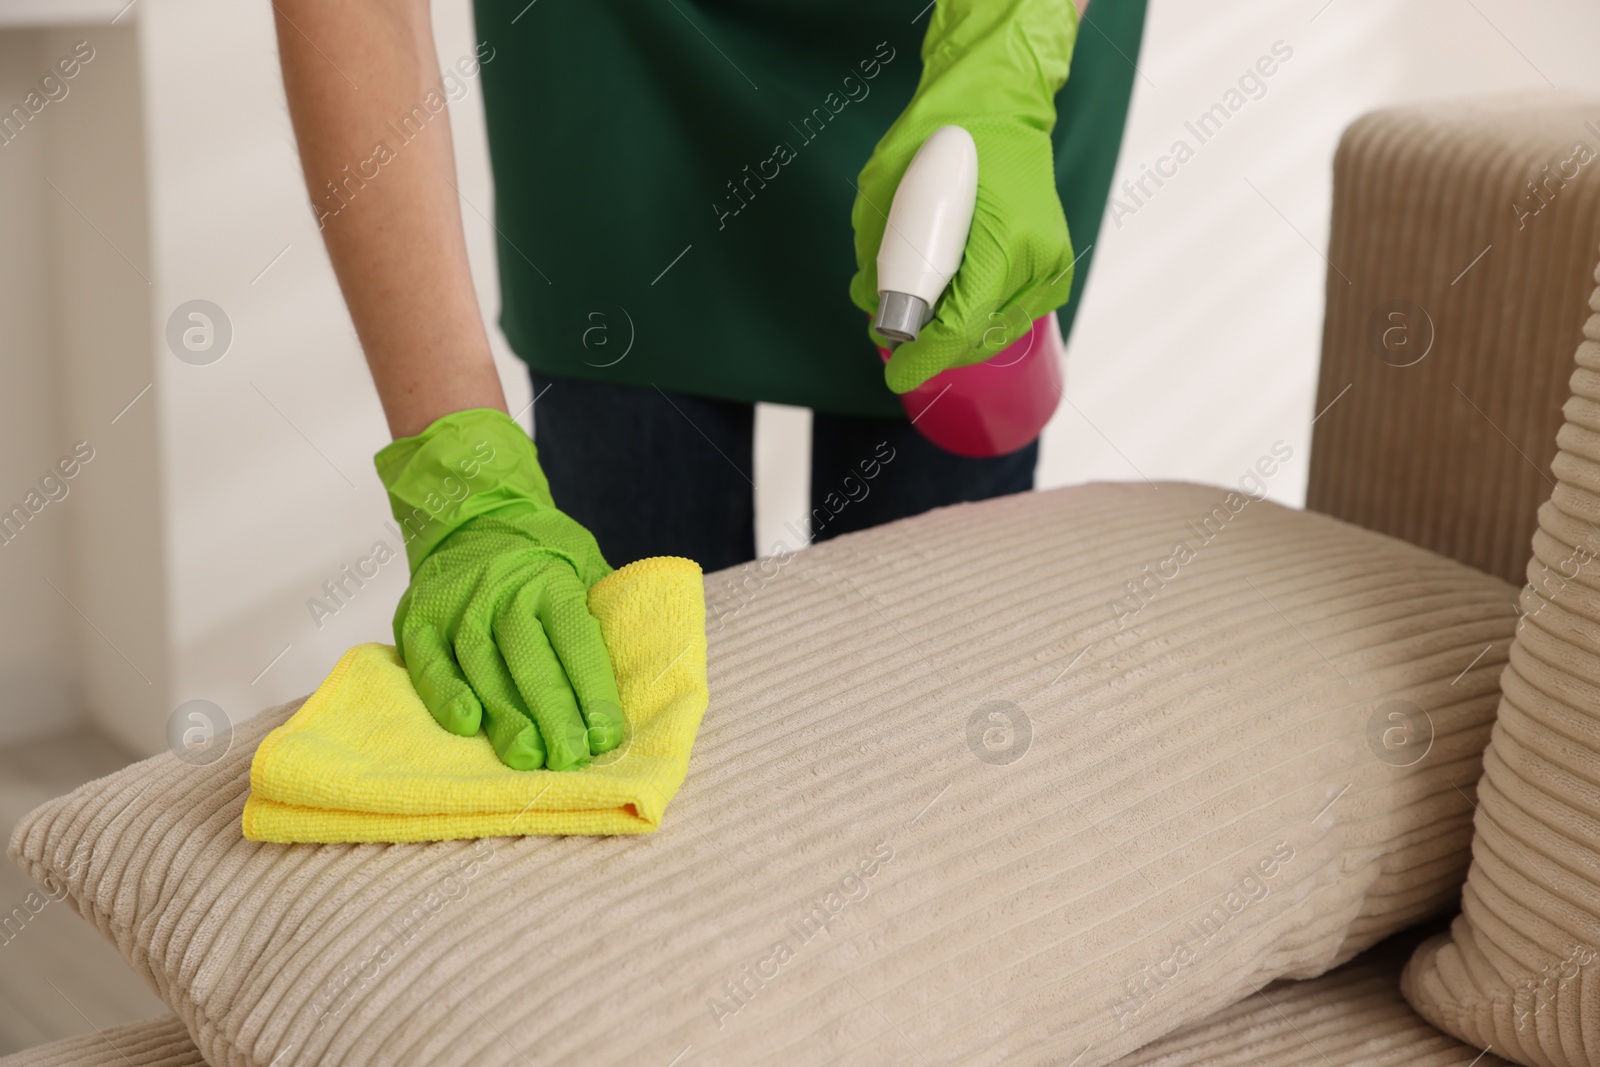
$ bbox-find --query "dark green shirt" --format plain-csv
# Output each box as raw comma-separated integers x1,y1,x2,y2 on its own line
474,0,1146,419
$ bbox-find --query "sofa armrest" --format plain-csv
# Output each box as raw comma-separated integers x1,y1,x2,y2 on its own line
1307,92,1600,586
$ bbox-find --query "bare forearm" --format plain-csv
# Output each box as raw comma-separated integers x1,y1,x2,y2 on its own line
274,0,504,439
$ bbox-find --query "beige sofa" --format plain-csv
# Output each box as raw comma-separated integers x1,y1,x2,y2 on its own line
6,94,1600,1067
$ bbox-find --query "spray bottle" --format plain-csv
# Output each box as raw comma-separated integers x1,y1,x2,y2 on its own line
873,125,1065,458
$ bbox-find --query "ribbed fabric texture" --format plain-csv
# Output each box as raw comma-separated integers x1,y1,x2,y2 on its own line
11,483,1516,1067
1308,93,1600,588
0,935,1502,1067
1400,256,1600,1064
1124,931,1507,1066
0,1016,203,1067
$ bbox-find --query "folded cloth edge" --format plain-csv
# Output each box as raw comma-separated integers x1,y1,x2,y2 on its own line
240,556,707,843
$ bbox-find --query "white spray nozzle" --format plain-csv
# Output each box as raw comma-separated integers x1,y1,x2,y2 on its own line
874,125,979,345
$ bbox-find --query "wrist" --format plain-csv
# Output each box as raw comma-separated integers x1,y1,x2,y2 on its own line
375,407,556,572
913,0,1077,130
378,358,506,439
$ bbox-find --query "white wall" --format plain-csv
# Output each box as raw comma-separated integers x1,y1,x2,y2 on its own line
2,0,1599,754
0,30,77,746
0,22,169,748
46,22,173,756
1039,0,1600,505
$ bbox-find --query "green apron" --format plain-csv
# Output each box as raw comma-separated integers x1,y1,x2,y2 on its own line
473,0,1146,419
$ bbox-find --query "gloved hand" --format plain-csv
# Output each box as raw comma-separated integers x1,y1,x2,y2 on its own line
850,0,1079,394
376,408,624,771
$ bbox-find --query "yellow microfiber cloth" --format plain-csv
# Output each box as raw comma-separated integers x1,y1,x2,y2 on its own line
241,556,707,843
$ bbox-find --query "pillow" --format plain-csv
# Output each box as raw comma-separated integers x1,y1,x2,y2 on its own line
0,935,1500,1067
11,482,1516,1067
1401,261,1600,1065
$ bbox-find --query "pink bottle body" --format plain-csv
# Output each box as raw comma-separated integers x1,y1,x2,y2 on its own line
876,312,1065,459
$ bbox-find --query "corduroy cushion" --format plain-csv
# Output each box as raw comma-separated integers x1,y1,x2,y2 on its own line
0,933,1502,1067
1401,260,1600,1063
1120,929,1507,1067
0,1015,203,1067
11,482,1516,1067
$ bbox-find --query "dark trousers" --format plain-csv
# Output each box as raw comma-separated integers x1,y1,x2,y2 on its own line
529,372,1037,573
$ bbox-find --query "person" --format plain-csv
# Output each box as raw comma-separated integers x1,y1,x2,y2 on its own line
272,0,1145,770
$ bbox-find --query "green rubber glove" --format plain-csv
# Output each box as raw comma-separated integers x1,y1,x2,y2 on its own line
849,0,1079,394
376,408,624,771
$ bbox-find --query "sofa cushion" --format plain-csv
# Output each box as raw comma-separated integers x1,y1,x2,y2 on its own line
1120,928,1508,1067
0,932,1504,1067
0,1015,202,1067
11,482,1516,1066
1401,258,1600,1064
